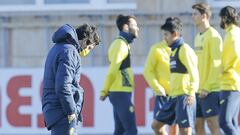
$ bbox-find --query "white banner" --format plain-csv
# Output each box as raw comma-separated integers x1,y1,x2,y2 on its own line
0,67,239,134
0,67,155,134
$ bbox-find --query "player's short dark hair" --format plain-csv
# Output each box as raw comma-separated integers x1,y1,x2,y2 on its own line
219,6,238,26
161,17,182,34
116,14,136,31
76,23,100,46
192,2,212,19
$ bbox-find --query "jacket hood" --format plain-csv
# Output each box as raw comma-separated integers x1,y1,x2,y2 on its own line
52,24,80,51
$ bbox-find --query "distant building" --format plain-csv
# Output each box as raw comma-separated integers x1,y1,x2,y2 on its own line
0,0,234,67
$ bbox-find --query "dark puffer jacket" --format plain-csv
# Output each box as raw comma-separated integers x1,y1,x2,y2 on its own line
42,24,83,130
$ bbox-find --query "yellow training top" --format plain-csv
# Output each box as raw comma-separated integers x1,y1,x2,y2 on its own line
170,44,199,96
194,27,223,92
143,40,171,95
221,25,240,91
100,37,134,97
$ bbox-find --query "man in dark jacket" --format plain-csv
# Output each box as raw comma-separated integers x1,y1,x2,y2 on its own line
42,24,100,135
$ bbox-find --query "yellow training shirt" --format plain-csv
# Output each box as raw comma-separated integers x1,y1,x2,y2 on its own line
221,25,240,91
100,38,134,97
194,27,223,92
143,40,171,95
170,44,199,96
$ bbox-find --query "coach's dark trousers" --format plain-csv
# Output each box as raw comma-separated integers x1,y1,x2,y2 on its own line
51,117,78,135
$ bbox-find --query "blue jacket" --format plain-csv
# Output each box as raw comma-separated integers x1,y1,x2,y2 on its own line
42,24,83,130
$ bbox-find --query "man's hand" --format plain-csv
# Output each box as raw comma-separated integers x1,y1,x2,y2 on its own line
199,90,208,98
67,113,76,123
186,95,195,105
99,96,107,101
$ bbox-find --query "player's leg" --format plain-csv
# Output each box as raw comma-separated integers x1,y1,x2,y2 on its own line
169,124,179,135
152,96,168,135
232,104,240,133
176,95,196,135
109,92,126,135
195,118,205,135
195,94,206,135
179,127,192,135
113,108,125,135
151,120,167,135
219,91,240,135
111,92,137,135
205,116,221,135
155,97,176,135
202,92,221,135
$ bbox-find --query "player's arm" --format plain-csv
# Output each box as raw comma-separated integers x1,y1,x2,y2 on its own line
143,47,166,96
179,45,199,96
203,36,223,90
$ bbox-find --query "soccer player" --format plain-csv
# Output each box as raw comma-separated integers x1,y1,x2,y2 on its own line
42,24,100,135
192,3,223,135
156,17,198,135
143,40,179,135
219,6,240,135
99,14,139,135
